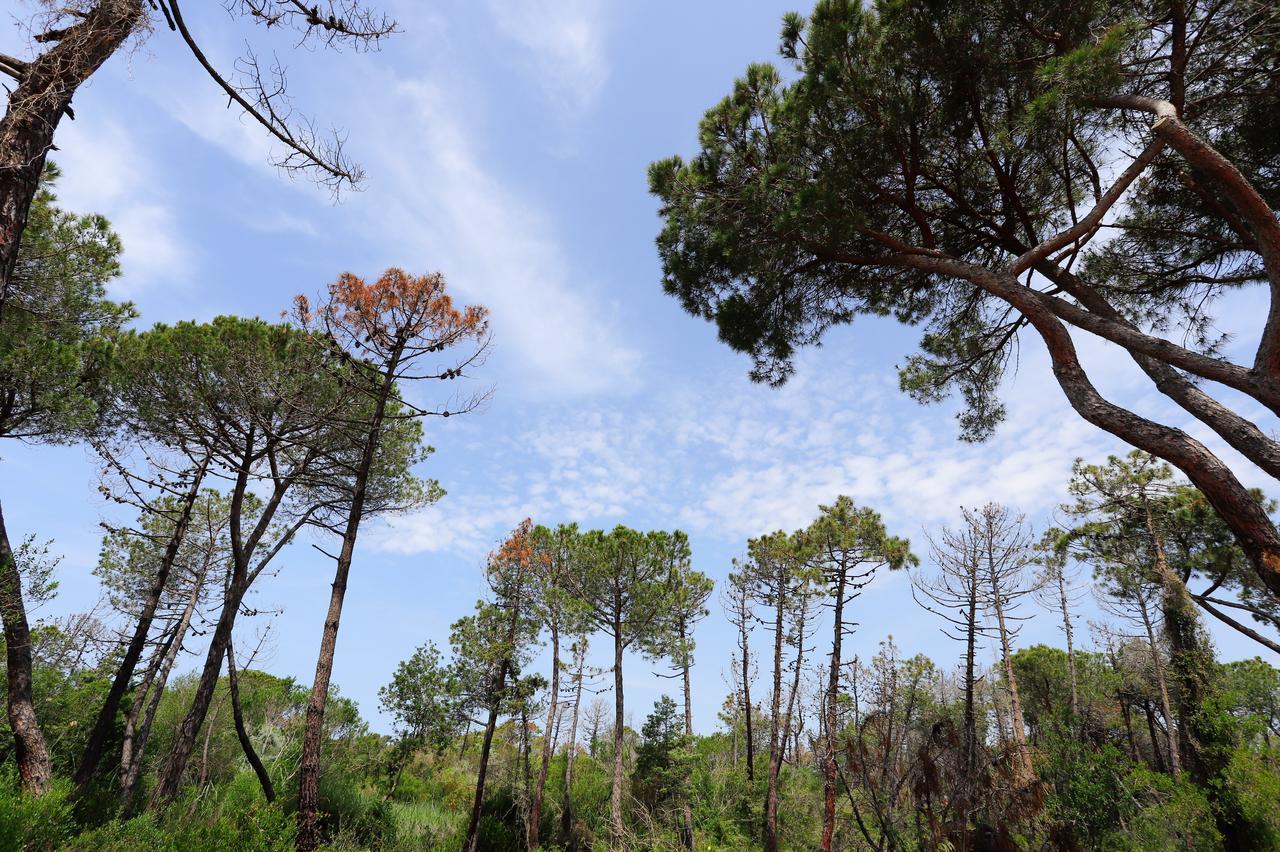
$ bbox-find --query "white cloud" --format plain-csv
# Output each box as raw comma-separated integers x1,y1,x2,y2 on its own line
484,0,610,114
364,78,640,395
49,119,190,295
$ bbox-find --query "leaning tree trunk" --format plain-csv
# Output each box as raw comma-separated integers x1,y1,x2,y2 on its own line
0,0,143,313
464,659,509,852
296,363,395,852
227,637,275,802
75,460,207,793
1135,589,1181,777
0,502,51,793
119,549,208,813
989,566,1035,787
150,573,249,805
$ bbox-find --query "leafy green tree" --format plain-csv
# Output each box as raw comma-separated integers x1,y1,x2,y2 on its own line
561,526,688,846
0,167,129,793
649,0,1280,600
378,642,462,799
634,695,693,825
800,495,915,850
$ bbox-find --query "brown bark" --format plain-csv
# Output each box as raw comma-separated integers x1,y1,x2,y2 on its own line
0,1,143,315
529,619,559,850
1135,590,1180,777
119,550,206,814
987,546,1035,786
75,457,208,793
763,564,787,852
464,658,508,852
296,362,396,851
820,567,848,852
609,623,626,847
678,617,695,852
0,501,51,793
560,639,586,844
227,637,275,802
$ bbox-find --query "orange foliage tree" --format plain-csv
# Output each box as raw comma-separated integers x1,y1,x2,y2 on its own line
293,268,489,851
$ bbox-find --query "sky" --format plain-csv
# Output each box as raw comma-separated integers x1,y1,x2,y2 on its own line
2,0,1277,736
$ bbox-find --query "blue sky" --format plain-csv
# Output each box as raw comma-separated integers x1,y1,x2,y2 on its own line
3,0,1277,735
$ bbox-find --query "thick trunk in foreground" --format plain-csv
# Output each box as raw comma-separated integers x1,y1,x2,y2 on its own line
227,637,275,802
75,461,207,793
0,0,143,312
529,620,560,850
0,501,50,793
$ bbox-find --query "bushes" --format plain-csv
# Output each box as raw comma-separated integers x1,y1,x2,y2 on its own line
0,773,74,851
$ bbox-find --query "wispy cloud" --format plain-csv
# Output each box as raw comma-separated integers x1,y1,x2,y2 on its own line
51,119,190,296
363,77,641,395
484,0,610,115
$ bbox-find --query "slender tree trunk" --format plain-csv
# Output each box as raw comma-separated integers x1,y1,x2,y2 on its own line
0,501,51,794
1119,698,1139,762
740,630,755,784
120,555,207,813
1143,700,1167,773
0,0,143,313
464,659,509,852
227,637,275,802
763,573,786,852
529,619,559,851
1055,565,1079,725
196,698,222,792
75,460,207,793
678,618,695,852
560,640,586,844
296,363,396,851
1135,590,1181,777
150,576,247,805
610,625,626,848
987,548,1035,786
821,568,848,852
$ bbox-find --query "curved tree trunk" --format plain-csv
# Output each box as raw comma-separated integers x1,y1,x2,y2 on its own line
75,459,207,793
227,637,275,802
0,502,51,794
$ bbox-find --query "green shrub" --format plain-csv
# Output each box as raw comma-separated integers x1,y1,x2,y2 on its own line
0,773,74,851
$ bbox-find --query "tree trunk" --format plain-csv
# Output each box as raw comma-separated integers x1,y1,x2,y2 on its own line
0,501,51,794
821,568,848,852
560,640,586,844
679,625,695,852
609,625,626,847
464,659,508,852
75,460,207,793
740,626,755,784
150,576,247,805
1136,590,1180,777
987,545,1035,786
1055,565,1079,725
0,1,143,314
529,620,559,850
227,637,275,802
195,698,222,793
763,573,786,852
296,364,395,851
120,552,207,814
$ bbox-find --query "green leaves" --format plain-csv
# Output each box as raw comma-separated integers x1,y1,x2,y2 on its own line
0,166,133,443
